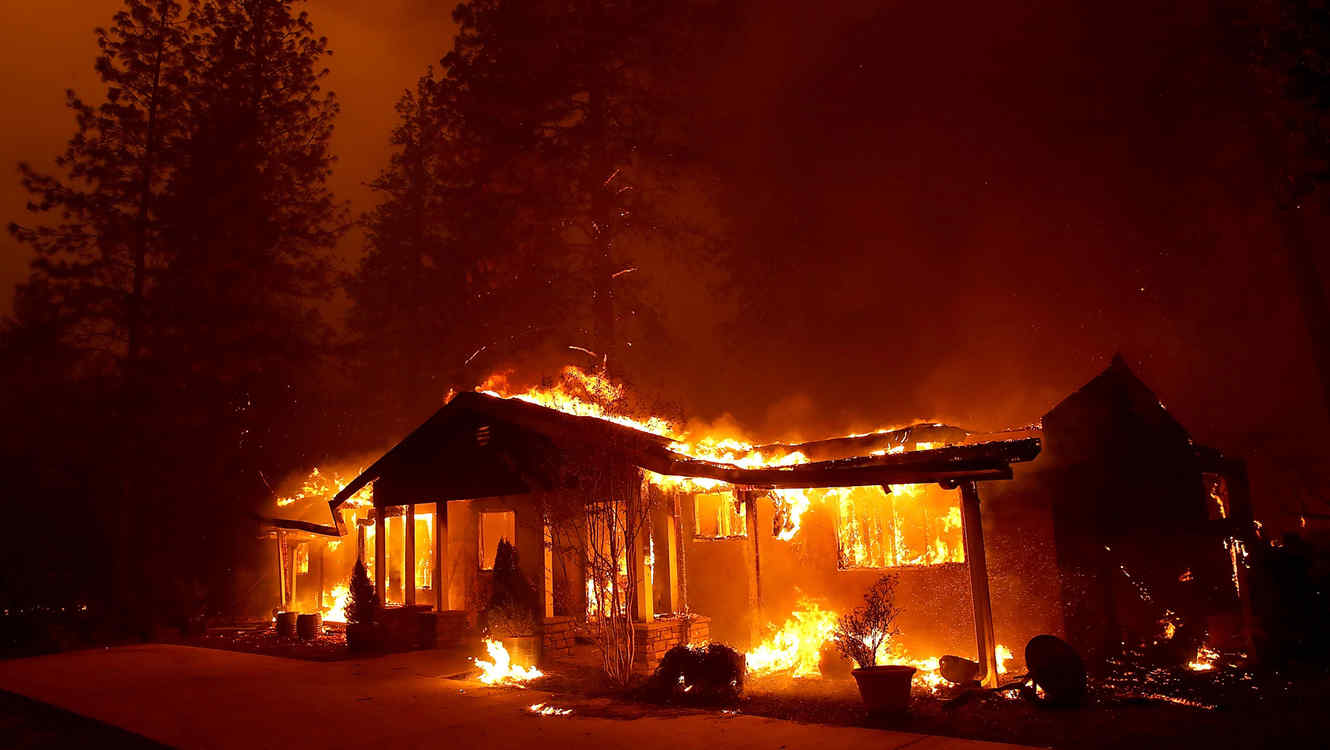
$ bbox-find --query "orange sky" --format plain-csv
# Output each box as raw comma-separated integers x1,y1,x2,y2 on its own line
0,0,459,311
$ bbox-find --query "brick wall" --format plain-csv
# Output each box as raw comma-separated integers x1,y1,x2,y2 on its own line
632,615,712,671
542,615,575,657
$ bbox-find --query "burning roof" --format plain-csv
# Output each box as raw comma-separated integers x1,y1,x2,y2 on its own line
323,371,1040,531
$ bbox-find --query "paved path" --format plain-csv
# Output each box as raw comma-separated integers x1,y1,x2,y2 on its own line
1,645,1040,749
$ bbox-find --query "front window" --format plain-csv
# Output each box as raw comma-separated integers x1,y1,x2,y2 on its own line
479,510,516,570
834,484,965,569
693,491,747,539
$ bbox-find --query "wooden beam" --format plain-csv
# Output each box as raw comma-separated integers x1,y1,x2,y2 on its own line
404,503,416,607
959,481,998,687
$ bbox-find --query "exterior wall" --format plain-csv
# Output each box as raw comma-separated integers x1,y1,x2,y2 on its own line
680,488,990,660
446,495,547,624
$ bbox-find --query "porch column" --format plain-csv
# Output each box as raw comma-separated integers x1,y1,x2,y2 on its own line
959,481,998,687
674,493,690,612
375,508,386,604
652,502,680,613
742,489,763,645
543,521,555,618
630,516,653,622
275,530,289,612
434,501,447,610
318,544,325,610
405,503,416,607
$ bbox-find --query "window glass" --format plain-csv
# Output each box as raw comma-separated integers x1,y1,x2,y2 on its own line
479,510,516,570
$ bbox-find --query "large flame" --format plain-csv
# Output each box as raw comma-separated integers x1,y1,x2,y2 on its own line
474,638,543,686
322,584,350,624
746,600,1013,692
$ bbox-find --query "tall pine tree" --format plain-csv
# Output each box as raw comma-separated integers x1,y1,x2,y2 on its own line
8,0,195,378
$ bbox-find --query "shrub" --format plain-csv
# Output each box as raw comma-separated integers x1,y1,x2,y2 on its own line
832,574,902,668
346,559,379,626
483,538,537,637
646,643,745,705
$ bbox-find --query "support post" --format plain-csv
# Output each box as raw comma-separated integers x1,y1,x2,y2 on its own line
434,501,447,611
959,481,998,687
673,493,689,613
652,501,680,613
275,530,288,612
318,544,325,610
742,489,763,645
630,511,653,622
375,507,386,604
405,503,416,607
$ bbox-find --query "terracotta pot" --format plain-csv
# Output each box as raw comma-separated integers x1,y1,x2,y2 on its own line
296,613,322,641
851,665,916,714
275,611,298,638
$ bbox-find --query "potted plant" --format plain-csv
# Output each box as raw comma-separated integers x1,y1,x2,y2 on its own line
483,539,540,666
832,574,914,714
345,560,382,653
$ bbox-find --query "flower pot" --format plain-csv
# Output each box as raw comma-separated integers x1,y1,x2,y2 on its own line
346,622,382,653
851,665,916,714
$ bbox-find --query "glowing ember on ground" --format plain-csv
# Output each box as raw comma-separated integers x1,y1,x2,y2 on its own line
1188,645,1220,672
528,702,573,716
474,639,543,686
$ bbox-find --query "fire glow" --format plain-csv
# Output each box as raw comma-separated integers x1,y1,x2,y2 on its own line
745,599,1013,691
474,638,543,686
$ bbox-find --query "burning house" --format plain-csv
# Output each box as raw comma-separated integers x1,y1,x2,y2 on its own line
265,356,1253,685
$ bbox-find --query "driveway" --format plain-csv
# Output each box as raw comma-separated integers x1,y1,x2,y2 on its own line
1,645,1039,749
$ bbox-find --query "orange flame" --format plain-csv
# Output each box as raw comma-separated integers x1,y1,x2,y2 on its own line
474,638,543,686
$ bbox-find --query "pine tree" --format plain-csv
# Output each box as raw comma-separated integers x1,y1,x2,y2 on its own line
8,0,196,376
350,72,454,426
440,0,726,376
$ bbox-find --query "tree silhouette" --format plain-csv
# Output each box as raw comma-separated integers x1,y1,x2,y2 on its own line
8,0,195,377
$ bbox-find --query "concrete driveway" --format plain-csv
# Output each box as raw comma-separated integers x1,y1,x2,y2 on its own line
1,645,1039,749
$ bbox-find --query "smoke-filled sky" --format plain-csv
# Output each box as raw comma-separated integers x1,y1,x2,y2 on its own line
3,1,1327,520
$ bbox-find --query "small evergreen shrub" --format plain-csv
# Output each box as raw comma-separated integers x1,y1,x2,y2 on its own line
647,643,745,705
483,538,537,636
346,559,378,626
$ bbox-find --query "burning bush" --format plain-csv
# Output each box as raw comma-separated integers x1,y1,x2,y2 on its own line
646,643,746,705
832,574,902,669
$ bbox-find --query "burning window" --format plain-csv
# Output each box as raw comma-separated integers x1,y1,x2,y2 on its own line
1203,473,1229,521
693,491,746,539
833,484,965,570
585,501,629,619
479,511,516,570
294,543,309,574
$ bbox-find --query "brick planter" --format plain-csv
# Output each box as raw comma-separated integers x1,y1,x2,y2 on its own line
633,615,712,671
421,610,471,648
542,616,576,657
